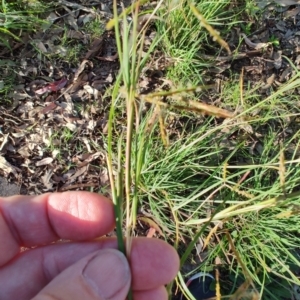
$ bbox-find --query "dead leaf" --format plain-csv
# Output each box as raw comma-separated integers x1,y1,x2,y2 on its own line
11,132,25,138
273,51,282,70
10,91,30,101
65,123,77,131
284,7,300,18
35,78,68,95
96,53,118,61
32,40,48,53
100,169,109,184
52,150,60,159
240,33,269,50
67,30,84,40
17,101,34,115
65,15,78,31
80,137,92,153
58,0,103,15
48,44,68,56
85,37,104,59
84,85,98,99
0,155,20,177
77,152,102,167
92,80,106,90
78,13,95,25
0,134,9,151
42,12,59,31
86,120,97,131
41,102,57,114
68,166,88,182
17,145,31,158
41,169,54,190
74,60,93,81
261,73,275,90
196,237,204,254
36,157,54,166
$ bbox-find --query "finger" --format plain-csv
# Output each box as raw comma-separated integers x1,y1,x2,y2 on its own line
32,249,131,300
0,192,114,265
0,238,179,299
133,286,168,300
129,238,179,290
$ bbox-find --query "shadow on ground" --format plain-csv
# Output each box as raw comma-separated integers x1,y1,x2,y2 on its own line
0,177,25,197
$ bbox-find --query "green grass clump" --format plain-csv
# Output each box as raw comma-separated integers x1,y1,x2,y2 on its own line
134,80,300,300
0,0,50,47
105,0,300,299
156,0,243,85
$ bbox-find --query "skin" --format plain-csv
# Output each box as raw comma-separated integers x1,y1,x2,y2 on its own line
0,191,179,300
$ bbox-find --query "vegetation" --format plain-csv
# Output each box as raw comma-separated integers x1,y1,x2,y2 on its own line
1,0,300,299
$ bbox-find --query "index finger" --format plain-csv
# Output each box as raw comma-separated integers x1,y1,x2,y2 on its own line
0,192,115,266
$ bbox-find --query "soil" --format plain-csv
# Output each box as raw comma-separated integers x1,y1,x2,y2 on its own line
0,176,25,197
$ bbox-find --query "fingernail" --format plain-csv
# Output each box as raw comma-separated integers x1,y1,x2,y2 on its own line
83,249,131,299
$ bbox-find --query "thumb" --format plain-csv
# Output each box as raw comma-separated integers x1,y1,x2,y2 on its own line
33,249,131,300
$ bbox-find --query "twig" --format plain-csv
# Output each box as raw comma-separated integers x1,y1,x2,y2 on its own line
58,182,99,191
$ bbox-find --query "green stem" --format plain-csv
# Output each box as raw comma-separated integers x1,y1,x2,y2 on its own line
125,89,135,242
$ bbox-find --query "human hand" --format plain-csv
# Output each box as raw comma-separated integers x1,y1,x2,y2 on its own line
0,191,179,300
